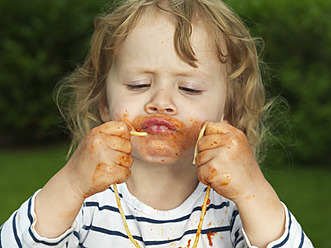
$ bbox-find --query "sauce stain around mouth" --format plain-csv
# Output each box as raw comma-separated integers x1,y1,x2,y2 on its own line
119,114,202,161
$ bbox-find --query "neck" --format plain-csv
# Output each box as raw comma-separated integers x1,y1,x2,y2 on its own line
126,158,199,210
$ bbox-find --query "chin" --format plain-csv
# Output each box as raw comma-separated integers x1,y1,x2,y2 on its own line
132,145,194,165
143,156,179,165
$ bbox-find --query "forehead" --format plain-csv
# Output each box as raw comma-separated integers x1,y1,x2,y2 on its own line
112,6,225,75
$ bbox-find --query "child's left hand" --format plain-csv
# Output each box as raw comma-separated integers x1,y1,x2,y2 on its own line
195,121,266,203
196,121,286,246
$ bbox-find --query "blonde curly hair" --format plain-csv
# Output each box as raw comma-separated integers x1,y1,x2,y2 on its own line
55,0,268,160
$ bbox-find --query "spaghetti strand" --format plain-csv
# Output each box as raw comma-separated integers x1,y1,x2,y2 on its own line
192,122,211,247
192,185,211,248
114,123,211,248
113,184,142,248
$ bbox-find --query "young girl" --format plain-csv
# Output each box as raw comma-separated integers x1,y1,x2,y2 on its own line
1,0,313,247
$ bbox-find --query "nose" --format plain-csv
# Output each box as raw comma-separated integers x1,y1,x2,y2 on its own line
145,89,177,115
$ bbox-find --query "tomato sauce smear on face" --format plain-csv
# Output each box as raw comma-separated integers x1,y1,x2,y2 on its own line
124,115,202,162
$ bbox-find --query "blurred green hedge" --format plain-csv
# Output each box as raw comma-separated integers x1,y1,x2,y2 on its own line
0,0,330,166
225,0,331,167
0,0,108,145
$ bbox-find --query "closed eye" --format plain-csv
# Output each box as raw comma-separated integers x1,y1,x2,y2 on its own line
126,84,151,91
179,86,203,95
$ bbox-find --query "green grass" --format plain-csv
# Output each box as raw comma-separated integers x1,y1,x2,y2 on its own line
0,145,329,247
264,167,331,247
0,144,67,223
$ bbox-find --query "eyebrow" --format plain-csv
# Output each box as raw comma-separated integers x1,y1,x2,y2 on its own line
176,70,212,80
118,66,212,82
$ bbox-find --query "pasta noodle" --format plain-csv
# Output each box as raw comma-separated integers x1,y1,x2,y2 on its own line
113,184,142,248
192,185,211,248
192,122,210,248
130,131,147,136
114,124,211,248
193,122,209,165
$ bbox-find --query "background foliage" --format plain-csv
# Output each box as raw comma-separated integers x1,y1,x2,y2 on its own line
0,0,330,166
225,0,331,167
0,0,108,145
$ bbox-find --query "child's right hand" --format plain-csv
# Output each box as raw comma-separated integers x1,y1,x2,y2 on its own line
65,121,133,199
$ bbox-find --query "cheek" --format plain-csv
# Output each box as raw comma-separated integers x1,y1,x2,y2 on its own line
109,98,135,122
176,118,201,154
107,89,137,121
196,101,225,122
182,96,225,123
111,108,130,122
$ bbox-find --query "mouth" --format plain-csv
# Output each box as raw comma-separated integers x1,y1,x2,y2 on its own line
141,117,177,133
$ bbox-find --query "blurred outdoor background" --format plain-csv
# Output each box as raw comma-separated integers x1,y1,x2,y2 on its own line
0,0,330,246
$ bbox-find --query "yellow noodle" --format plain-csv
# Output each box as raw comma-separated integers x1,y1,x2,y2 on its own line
130,131,147,136
192,122,211,247
113,184,142,248
193,122,209,164
112,131,146,247
192,185,211,248
115,123,211,248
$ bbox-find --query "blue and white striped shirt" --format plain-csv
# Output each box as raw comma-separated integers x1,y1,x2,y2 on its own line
0,183,313,247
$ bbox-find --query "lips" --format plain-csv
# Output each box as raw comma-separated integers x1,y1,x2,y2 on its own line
141,117,177,133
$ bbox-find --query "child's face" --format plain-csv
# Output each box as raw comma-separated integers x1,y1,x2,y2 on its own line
100,10,226,165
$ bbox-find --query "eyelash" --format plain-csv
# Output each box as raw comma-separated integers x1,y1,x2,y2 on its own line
126,84,203,95
126,84,151,90
179,86,203,95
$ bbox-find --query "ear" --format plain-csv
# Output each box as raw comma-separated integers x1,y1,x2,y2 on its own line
98,93,111,122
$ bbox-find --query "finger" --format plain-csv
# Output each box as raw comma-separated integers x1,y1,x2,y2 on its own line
197,164,216,186
114,151,134,169
198,134,227,152
108,163,131,184
99,148,133,169
204,121,236,136
195,150,215,167
105,136,132,154
198,163,220,185
98,121,131,140
200,120,211,129
198,176,210,186
91,162,131,193
113,167,131,184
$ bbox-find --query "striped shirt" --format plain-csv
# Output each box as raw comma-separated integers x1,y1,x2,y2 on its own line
0,183,313,247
